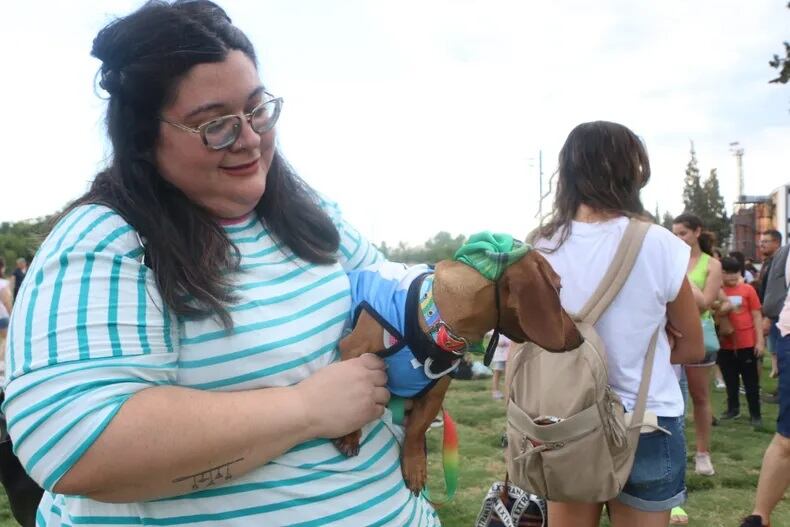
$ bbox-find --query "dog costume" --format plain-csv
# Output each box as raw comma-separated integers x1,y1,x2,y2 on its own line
345,233,530,398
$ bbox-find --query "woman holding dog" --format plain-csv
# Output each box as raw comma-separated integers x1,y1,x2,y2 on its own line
530,121,704,527
3,2,436,525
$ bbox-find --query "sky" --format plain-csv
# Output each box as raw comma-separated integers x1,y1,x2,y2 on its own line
2,0,789,246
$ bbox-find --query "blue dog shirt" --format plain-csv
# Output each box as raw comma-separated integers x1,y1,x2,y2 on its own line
347,262,458,398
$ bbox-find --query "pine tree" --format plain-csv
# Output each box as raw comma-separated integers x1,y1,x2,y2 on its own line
681,142,730,249
701,168,730,247
682,141,706,215
661,212,675,231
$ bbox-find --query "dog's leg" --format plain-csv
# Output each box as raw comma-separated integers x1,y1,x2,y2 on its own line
402,375,452,494
333,310,385,457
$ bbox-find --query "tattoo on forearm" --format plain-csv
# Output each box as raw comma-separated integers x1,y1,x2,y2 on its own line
173,458,244,489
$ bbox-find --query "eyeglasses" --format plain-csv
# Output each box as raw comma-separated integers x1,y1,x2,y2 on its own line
161,94,283,150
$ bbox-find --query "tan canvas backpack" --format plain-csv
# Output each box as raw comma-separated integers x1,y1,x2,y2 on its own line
504,219,666,503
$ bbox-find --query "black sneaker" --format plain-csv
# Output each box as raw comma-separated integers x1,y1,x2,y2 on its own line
739,514,767,527
751,417,764,430
720,409,741,420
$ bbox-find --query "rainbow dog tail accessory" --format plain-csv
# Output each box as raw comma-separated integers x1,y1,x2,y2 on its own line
422,408,459,504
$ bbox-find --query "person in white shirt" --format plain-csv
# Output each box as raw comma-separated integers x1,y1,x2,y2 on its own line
489,333,512,400
530,121,703,527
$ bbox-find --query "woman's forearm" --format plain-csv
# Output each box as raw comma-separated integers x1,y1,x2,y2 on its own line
53,385,314,503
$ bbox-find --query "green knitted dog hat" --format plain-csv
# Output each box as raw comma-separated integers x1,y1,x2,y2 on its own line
453,232,531,281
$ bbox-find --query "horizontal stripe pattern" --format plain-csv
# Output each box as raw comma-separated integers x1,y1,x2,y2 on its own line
6,202,435,526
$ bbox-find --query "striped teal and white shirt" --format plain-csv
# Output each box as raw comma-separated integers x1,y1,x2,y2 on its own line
4,202,439,526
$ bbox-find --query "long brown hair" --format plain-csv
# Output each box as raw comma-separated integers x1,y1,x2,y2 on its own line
58,1,339,328
673,213,714,255
534,121,651,250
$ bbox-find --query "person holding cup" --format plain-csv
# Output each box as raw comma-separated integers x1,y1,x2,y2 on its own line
716,256,765,428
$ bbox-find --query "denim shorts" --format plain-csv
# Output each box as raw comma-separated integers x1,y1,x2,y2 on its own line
617,416,687,512
0,317,8,331
776,332,790,438
768,320,779,355
686,350,717,367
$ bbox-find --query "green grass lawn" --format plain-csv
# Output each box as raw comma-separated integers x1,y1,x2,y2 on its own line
426,360,789,527
0,493,17,527
0,363,784,527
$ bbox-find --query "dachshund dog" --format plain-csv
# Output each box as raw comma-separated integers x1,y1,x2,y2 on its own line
335,250,584,493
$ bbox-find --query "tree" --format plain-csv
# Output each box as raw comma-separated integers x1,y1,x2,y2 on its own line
681,143,730,248
0,217,51,276
423,232,466,263
661,212,676,231
701,168,730,248
769,2,790,84
682,141,707,215
386,231,467,264
377,241,390,259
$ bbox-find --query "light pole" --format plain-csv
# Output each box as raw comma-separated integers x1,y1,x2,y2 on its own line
729,141,744,200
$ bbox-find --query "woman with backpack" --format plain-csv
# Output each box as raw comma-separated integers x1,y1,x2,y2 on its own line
527,121,704,527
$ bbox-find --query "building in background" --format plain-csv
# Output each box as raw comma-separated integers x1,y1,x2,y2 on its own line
731,185,790,261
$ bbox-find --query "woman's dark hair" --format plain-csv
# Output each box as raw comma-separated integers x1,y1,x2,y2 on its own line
534,121,651,250
60,0,339,327
672,212,714,256
720,256,742,275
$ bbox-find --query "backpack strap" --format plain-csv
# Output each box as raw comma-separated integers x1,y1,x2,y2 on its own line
575,219,651,325
628,327,661,438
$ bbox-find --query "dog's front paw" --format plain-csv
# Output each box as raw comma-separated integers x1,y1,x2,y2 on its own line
401,446,427,495
333,430,362,457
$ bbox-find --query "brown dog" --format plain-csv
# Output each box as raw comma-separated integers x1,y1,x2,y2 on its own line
336,250,583,493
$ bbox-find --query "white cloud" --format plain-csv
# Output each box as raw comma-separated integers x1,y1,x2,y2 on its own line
2,0,788,247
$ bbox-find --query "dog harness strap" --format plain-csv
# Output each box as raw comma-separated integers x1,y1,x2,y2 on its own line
483,282,502,367
406,273,460,376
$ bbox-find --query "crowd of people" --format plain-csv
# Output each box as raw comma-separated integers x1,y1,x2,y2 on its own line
0,2,787,527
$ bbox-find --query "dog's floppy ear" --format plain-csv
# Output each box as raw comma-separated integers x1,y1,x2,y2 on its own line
498,251,583,352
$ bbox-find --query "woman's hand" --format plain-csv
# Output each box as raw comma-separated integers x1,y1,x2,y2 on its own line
666,322,683,350
718,300,733,314
295,353,390,439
